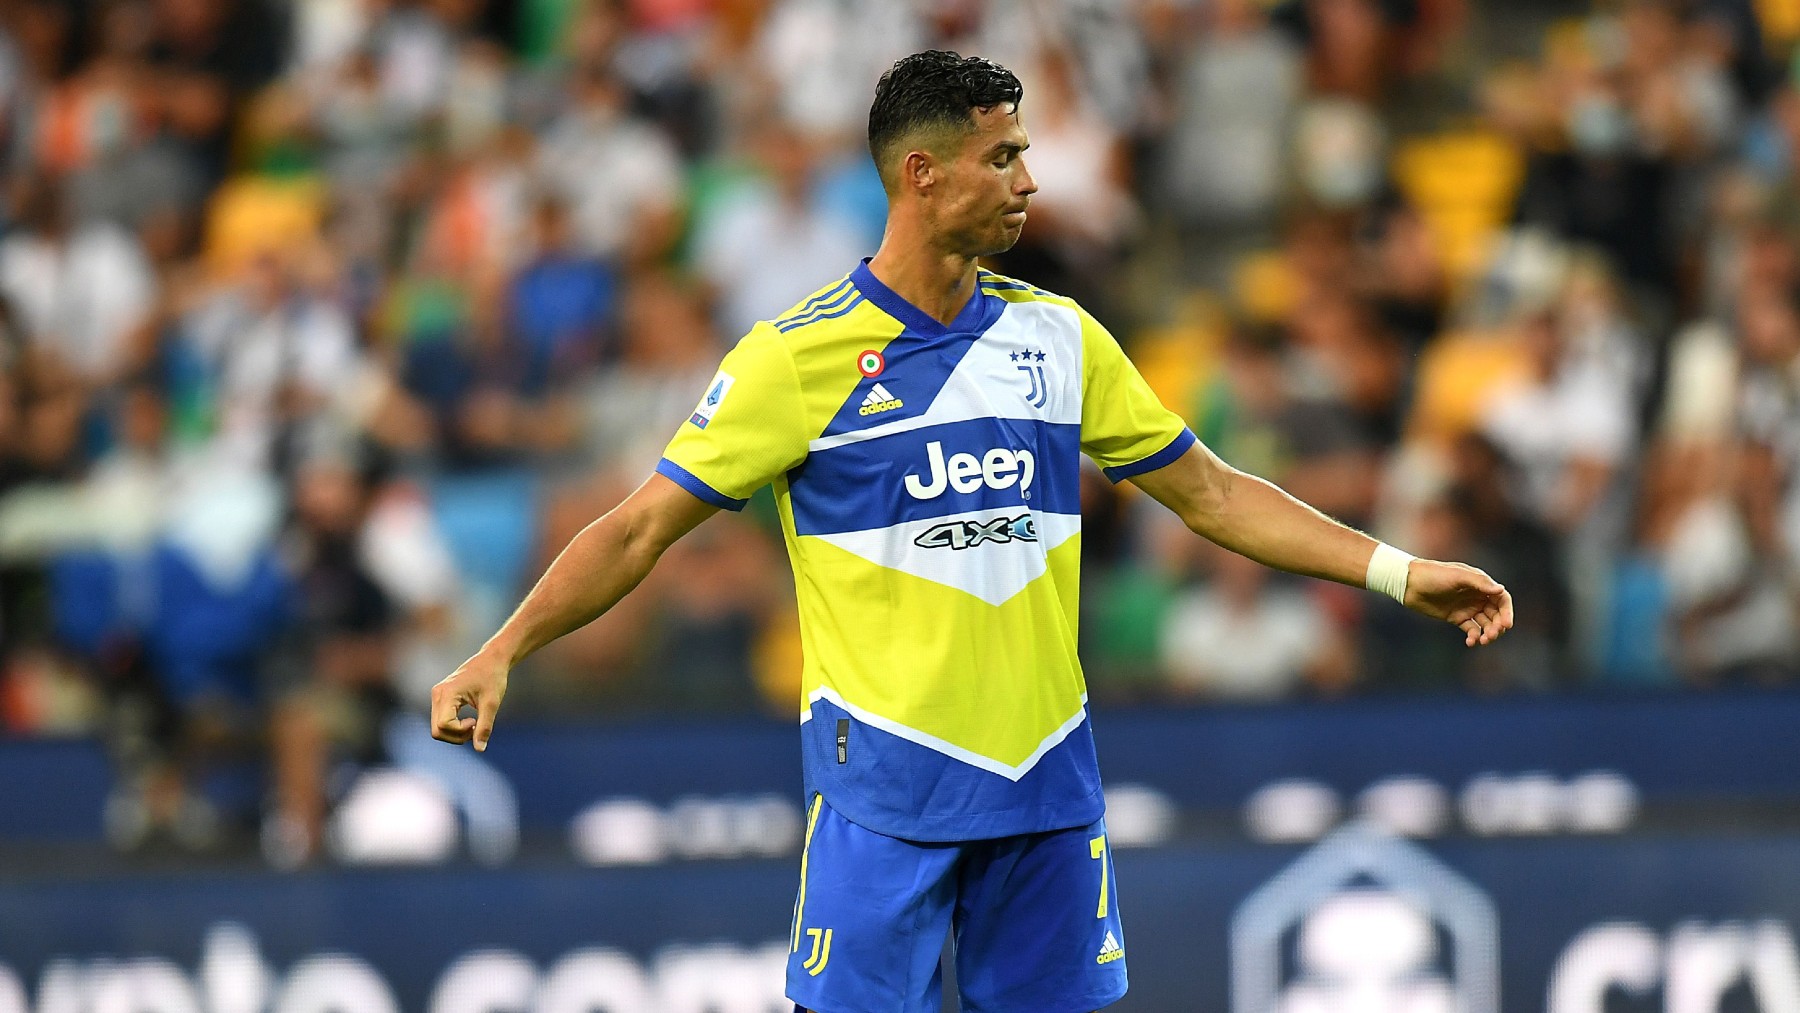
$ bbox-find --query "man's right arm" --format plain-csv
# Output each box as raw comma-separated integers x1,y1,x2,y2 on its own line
430,473,719,751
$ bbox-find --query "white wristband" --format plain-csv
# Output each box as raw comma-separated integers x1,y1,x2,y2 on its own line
1365,542,1415,604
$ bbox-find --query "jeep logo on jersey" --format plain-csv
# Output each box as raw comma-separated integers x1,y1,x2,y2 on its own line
903,441,1037,500
914,513,1037,550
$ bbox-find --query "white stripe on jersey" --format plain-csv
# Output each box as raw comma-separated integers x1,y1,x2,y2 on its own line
814,509,1081,606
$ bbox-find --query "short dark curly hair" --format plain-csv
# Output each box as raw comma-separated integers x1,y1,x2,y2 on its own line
867,51,1023,192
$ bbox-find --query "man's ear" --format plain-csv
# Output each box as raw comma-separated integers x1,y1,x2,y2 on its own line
903,148,938,194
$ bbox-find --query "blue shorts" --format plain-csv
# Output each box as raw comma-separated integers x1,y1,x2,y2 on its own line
785,793,1128,1013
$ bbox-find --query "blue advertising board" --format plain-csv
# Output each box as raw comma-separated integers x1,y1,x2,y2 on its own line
6,689,1800,843
2,828,1799,1012
3,691,1798,1010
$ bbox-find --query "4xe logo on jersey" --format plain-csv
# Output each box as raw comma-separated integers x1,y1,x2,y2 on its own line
903,441,1037,500
914,513,1037,550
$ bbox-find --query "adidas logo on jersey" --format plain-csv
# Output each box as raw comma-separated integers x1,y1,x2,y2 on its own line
858,383,904,416
1096,931,1124,965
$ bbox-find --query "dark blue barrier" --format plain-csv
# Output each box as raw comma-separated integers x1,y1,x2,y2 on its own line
0,739,111,839
1092,689,1800,809
6,689,1800,842
3,830,1798,1012
377,689,1800,818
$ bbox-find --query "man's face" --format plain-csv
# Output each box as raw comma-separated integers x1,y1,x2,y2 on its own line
924,104,1037,258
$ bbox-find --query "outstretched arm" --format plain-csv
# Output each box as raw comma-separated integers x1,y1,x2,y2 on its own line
430,473,719,750
1128,442,1514,647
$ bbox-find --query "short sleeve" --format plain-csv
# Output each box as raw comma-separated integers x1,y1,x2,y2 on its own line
658,324,810,509
1078,307,1197,481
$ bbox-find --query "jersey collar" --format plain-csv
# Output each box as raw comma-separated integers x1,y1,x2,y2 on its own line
850,258,1003,337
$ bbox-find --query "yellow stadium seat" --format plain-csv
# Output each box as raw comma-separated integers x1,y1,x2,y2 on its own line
204,175,327,275
1392,131,1525,281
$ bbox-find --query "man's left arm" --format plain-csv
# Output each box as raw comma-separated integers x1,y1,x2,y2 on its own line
1129,442,1515,648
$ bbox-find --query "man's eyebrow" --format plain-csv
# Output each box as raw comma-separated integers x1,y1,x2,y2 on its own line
987,140,1030,156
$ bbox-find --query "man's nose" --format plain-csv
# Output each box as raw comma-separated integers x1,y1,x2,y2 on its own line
1016,159,1038,197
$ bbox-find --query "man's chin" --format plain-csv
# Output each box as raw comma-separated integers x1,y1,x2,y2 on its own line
978,227,1025,258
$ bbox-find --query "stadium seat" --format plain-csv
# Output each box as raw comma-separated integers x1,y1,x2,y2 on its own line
1392,131,1525,281
426,468,541,601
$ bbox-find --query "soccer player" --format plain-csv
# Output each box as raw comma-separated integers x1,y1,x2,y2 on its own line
431,50,1514,1013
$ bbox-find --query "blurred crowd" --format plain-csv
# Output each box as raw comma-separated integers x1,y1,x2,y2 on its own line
0,0,1799,857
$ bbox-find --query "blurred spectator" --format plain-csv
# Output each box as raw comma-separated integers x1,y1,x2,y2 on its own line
367,0,464,125
535,64,682,265
507,195,619,388
1360,205,1449,354
752,0,924,141
0,176,156,387
1506,4,1724,300
1158,0,1303,239
1658,282,1800,683
1271,0,1432,102
313,49,414,196
1194,329,1382,524
1480,308,1634,536
1442,433,1572,689
144,0,288,183
1159,543,1353,702
642,511,789,711
56,0,207,232
0,8,40,158
693,117,866,340
99,463,290,853
176,249,361,473
1293,97,1385,212
266,446,397,866
580,270,722,472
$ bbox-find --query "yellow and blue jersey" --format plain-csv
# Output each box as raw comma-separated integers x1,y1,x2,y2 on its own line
659,260,1195,841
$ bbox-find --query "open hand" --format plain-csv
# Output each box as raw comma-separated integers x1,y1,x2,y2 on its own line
1404,560,1515,647
431,650,511,751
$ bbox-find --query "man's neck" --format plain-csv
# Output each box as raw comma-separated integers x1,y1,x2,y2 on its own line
866,223,980,327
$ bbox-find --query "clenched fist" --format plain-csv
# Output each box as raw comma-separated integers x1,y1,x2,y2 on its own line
431,651,511,752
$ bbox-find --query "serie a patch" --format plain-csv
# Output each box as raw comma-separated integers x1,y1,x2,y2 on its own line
690,371,735,429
